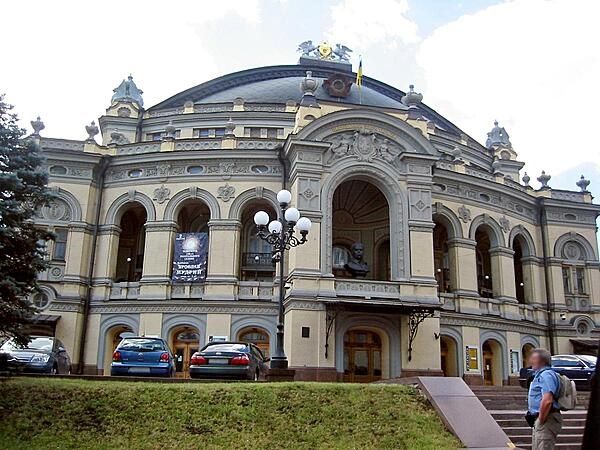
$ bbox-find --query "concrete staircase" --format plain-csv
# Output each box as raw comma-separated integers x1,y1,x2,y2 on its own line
471,385,590,450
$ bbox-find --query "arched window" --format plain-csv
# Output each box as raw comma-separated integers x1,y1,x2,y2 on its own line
238,327,270,356
239,202,276,281
475,227,493,298
115,205,147,282
513,237,526,303
433,222,451,293
561,241,587,297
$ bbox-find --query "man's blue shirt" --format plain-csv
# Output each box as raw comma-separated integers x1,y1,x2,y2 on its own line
528,366,561,413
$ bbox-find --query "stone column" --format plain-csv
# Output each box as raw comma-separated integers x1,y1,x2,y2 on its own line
204,219,240,301
91,224,121,301
447,238,478,295
490,246,521,320
489,246,517,301
139,220,177,299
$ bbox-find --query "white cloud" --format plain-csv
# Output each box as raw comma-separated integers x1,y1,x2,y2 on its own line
0,0,261,139
416,0,600,179
326,0,419,51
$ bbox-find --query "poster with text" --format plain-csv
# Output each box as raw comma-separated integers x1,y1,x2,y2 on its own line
172,233,208,283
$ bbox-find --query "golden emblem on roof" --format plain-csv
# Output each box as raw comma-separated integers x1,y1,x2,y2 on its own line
317,41,333,59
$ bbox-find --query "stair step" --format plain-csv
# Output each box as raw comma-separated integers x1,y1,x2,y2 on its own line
472,385,588,450
516,443,581,450
510,433,583,445
504,426,584,436
494,418,587,427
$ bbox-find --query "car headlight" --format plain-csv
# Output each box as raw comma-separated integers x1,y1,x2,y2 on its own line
30,354,51,364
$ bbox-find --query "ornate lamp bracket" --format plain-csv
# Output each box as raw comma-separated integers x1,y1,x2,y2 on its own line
407,309,435,362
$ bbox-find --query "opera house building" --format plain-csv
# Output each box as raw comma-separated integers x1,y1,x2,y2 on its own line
29,44,599,384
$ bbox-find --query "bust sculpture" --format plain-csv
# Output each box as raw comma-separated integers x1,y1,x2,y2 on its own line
344,242,369,278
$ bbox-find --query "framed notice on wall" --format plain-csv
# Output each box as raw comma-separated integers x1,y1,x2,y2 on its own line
510,350,520,374
172,233,208,283
465,346,479,372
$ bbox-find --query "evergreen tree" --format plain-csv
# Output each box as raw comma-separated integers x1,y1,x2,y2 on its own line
0,96,53,345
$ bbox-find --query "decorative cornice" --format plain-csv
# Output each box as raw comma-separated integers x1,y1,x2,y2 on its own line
90,302,277,315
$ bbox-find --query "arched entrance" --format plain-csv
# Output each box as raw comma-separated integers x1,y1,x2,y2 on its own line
440,335,459,377
237,327,270,356
170,327,201,378
522,343,535,368
103,325,134,375
482,339,504,386
343,330,382,383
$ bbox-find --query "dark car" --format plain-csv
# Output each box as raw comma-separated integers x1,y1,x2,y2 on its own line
0,336,71,374
189,341,269,380
519,354,596,390
110,336,176,377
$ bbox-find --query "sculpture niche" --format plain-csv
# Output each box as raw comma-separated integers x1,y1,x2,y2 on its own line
344,242,370,278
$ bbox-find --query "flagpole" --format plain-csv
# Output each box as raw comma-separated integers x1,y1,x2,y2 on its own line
356,55,363,105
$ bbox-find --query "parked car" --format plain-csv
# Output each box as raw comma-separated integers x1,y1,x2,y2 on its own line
519,354,596,390
189,341,269,380
110,336,176,377
0,336,71,374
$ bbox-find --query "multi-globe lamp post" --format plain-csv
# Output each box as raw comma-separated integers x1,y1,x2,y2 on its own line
253,189,311,369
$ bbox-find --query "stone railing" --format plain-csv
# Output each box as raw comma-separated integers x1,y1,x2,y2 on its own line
236,138,281,150
170,283,205,300
238,281,274,301
174,139,222,151
41,138,85,151
551,190,587,203
334,279,400,299
117,142,161,155
564,294,591,311
110,282,140,300
38,262,66,282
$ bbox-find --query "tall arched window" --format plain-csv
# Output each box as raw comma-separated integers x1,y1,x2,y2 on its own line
513,237,526,303
115,205,147,282
239,202,275,281
475,227,493,298
433,222,451,293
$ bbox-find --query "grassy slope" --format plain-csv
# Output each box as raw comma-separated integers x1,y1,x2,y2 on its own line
0,378,460,450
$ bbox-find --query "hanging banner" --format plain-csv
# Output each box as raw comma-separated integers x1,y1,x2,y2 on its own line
172,233,208,283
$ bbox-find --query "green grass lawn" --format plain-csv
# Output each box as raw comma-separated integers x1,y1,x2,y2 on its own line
0,377,460,450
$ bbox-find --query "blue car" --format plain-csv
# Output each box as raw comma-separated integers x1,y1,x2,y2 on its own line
110,336,176,377
0,336,72,374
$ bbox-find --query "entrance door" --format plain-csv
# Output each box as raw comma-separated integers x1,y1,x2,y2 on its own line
343,330,382,383
171,328,200,378
483,341,494,385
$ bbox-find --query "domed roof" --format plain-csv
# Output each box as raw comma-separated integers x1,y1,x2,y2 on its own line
149,64,463,135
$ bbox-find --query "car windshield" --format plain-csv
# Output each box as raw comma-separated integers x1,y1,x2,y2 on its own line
203,343,248,353
578,355,597,367
119,338,165,352
0,337,53,352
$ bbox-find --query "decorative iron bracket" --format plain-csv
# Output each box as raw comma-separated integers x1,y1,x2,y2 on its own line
407,309,435,362
324,303,344,359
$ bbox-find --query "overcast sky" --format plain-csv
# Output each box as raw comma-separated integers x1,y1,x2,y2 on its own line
2,0,599,193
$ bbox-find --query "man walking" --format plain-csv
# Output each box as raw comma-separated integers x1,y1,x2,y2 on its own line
526,348,563,449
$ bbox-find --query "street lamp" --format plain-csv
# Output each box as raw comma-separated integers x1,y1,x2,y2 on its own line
253,189,312,369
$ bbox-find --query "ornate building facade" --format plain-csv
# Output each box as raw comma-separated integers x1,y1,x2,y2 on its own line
31,47,600,384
